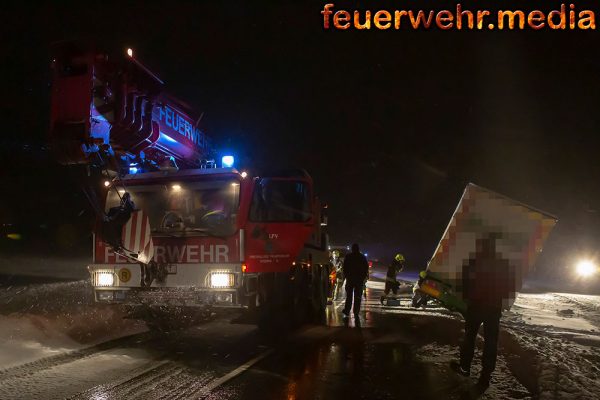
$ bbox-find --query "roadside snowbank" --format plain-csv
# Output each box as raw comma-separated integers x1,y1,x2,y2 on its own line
503,293,600,399
0,280,145,370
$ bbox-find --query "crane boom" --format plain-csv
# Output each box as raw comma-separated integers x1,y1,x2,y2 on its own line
50,41,213,174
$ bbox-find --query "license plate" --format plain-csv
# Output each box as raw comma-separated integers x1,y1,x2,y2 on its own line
166,264,177,274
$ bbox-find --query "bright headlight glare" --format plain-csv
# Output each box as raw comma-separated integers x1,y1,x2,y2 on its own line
576,260,597,277
96,272,115,287
210,272,234,288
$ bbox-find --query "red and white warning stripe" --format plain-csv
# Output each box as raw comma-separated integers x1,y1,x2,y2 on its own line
122,210,154,262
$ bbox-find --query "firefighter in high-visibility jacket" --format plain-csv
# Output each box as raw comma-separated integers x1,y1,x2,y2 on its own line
380,253,405,305
332,250,344,300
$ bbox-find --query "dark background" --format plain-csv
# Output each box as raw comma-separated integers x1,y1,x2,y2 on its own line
1,1,599,286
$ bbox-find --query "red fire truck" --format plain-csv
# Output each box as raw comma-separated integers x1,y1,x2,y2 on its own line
50,42,330,328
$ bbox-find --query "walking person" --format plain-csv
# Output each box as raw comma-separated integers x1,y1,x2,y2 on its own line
342,243,369,318
380,253,405,305
451,235,513,391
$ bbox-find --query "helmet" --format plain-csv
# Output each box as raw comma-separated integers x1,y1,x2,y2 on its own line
419,270,427,279
394,253,405,262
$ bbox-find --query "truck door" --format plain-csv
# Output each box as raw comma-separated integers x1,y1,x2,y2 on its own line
244,178,315,273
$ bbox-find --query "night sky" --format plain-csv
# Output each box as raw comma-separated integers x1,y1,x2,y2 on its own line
2,1,599,280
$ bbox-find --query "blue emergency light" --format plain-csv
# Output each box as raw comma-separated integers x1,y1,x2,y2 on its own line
129,163,139,174
221,155,235,168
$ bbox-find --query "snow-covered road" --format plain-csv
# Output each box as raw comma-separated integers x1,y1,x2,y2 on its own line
502,293,600,399
0,278,599,399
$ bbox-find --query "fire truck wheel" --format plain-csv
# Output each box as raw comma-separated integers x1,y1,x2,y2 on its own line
291,267,310,328
256,274,273,332
309,265,328,323
257,273,293,334
247,293,258,312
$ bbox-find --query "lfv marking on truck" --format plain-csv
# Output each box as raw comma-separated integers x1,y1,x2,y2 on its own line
105,245,229,263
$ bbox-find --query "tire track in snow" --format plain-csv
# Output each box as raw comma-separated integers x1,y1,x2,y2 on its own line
553,293,600,328
68,349,274,400
68,361,192,400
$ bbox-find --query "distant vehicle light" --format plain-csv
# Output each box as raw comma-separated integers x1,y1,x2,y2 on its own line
104,180,110,187
172,184,182,191
241,171,248,178
221,155,234,168
127,48,133,57
96,272,115,287
576,260,597,277
210,272,235,288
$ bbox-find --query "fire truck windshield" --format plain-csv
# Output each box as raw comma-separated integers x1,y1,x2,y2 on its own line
106,180,240,236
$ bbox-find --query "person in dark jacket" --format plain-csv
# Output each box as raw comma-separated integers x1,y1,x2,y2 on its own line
452,235,515,391
380,253,405,305
342,243,369,317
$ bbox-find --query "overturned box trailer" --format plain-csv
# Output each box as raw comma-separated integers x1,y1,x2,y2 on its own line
418,183,557,314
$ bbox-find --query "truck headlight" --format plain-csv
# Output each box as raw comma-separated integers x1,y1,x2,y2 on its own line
209,272,235,288
95,271,115,287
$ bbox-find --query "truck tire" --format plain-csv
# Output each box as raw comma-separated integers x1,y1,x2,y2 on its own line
309,265,328,323
257,273,293,334
291,266,310,327
257,273,274,332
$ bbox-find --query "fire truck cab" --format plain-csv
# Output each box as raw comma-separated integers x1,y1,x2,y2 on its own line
90,167,329,310
50,41,331,327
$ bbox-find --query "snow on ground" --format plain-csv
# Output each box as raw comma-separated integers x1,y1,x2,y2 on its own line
368,277,600,399
502,293,600,399
0,314,82,368
0,279,145,370
507,293,599,333
0,347,155,400
0,255,89,281
416,343,532,399
0,269,599,399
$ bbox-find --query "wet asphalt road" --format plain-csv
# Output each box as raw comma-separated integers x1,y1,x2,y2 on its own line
209,286,472,400
1,271,499,400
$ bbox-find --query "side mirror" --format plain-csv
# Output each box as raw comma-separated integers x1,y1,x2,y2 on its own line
320,202,328,227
